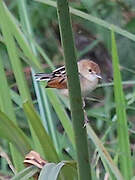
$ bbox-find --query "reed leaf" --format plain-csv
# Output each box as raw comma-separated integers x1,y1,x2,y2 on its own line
56,0,91,179
23,100,59,162
111,31,133,180
11,166,39,180
0,110,31,156
36,0,135,42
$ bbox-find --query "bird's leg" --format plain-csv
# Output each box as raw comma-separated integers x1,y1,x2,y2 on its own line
82,98,89,127
82,98,86,108
83,109,89,127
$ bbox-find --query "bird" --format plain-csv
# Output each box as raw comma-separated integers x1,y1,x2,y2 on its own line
35,59,102,97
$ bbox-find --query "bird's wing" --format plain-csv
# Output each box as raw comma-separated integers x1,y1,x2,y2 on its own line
35,73,52,81
47,66,67,89
35,66,67,89
52,66,66,76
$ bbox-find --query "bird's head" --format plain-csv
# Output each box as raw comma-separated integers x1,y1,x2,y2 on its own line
78,59,102,82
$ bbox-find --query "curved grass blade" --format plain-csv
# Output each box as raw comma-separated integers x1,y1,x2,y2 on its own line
111,31,133,180
0,110,31,156
39,162,64,180
0,54,24,170
0,1,42,72
36,0,135,42
86,124,124,180
17,0,60,155
23,100,59,162
0,2,42,157
11,166,39,180
47,89,75,148
10,90,22,108
0,4,31,102
17,0,51,135
39,161,77,180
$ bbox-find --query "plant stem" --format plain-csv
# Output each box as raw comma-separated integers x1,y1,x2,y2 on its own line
56,0,91,179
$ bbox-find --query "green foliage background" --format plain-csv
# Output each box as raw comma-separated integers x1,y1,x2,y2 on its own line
0,0,135,179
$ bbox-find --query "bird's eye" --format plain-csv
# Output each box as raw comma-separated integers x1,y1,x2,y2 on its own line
88,69,92,73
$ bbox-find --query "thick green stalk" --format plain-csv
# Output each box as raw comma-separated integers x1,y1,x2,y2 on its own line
56,0,91,179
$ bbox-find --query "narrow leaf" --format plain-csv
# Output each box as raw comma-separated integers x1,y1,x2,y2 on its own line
111,31,133,179
0,1,42,72
0,54,24,170
47,89,75,147
36,0,135,42
11,166,39,180
0,110,31,156
86,124,124,180
23,100,59,162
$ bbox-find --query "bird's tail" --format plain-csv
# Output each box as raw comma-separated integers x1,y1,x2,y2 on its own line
35,73,52,81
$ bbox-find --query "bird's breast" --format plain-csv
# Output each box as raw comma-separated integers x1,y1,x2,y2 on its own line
80,76,98,96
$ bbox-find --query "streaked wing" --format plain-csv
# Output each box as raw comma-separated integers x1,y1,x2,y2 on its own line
35,65,67,89
47,76,67,89
35,73,52,81
52,66,66,76
47,65,67,89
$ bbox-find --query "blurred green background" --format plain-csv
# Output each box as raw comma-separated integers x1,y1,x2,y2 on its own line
0,0,135,179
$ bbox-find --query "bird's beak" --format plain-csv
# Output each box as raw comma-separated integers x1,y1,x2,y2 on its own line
96,74,102,79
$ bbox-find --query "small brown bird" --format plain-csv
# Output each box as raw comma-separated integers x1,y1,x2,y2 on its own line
35,59,101,96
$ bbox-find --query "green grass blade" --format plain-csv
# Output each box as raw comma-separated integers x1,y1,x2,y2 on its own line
17,0,60,152
36,0,135,42
0,110,31,156
10,90,22,108
86,124,124,180
39,162,64,180
23,100,59,162
17,0,49,131
0,1,42,72
111,31,133,179
77,39,99,59
47,89,75,147
97,81,135,88
0,57,16,120
0,4,31,102
0,5,52,161
0,2,42,164
0,54,24,170
21,33,55,70
11,166,39,180
56,0,91,179
40,89,60,153
0,3,40,153
39,161,77,180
